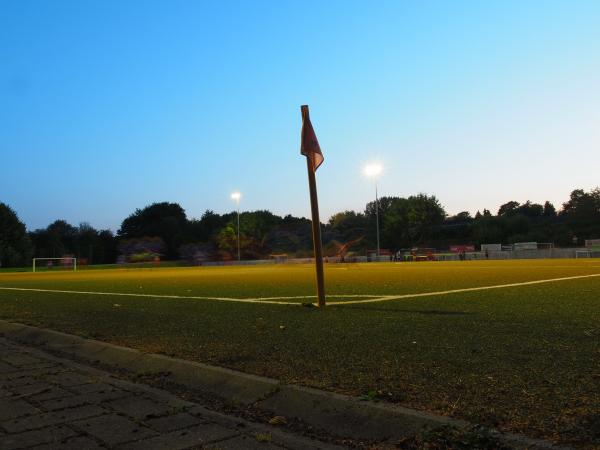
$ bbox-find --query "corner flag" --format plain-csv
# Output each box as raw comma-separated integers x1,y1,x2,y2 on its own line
300,105,325,307
300,105,324,172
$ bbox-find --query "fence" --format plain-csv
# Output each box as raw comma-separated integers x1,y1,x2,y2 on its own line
197,247,598,266
463,247,594,260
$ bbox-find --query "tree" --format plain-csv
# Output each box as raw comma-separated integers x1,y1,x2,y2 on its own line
118,202,187,259
97,229,117,264
76,222,99,263
179,242,215,263
267,216,313,254
561,188,600,219
505,214,531,240
240,210,281,243
445,211,472,224
118,237,166,262
472,216,504,244
188,210,225,242
365,196,398,219
364,196,402,248
328,211,368,242
42,220,77,257
516,201,544,218
497,201,520,217
0,203,32,267
380,194,445,249
216,225,238,259
560,188,600,238
543,201,557,218
30,221,117,264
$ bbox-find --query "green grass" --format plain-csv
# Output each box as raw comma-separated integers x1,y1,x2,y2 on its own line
2,259,599,300
0,260,185,273
0,260,599,447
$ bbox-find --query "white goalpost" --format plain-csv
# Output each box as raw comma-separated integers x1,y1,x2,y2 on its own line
32,257,77,272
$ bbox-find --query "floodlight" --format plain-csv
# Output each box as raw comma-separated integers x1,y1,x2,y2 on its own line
230,191,242,261
363,163,383,258
364,163,383,177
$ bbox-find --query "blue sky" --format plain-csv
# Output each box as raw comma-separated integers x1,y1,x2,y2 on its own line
2,1,599,231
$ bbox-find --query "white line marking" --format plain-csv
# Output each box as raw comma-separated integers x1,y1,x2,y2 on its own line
0,287,303,305
327,273,600,305
0,287,387,305
0,272,598,306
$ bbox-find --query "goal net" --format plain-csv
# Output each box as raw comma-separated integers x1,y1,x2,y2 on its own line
576,250,600,258
33,257,77,272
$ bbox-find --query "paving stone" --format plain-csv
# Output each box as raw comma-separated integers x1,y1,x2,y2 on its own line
0,335,342,450
45,372,98,387
187,405,243,428
3,405,106,433
0,367,65,385
204,434,282,449
68,381,122,395
8,381,55,398
148,393,194,410
31,435,107,449
28,385,73,402
18,362,62,372
105,396,176,420
145,412,205,433
0,399,40,421
39,389,132,411
0,424,77,449
1,354,45,367
1,376,47,389
0,362,18,373
119,423,238,450
72,414,158,446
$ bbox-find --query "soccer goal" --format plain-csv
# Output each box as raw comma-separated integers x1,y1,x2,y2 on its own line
32,257,77,272
575,250,591,258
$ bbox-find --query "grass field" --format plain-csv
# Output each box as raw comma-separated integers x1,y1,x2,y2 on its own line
0,259,599,447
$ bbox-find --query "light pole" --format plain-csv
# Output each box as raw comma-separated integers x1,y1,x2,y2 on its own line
364,163,383,259
230,192,241,261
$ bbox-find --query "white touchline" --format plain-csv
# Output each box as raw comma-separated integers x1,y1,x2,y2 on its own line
0,272,598,306
0,287,300,305
0,287,386,305
327,273,600,305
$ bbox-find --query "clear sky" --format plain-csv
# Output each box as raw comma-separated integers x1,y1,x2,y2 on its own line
2,1,599,231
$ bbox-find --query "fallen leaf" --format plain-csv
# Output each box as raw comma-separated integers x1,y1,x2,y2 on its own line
269,415,287,425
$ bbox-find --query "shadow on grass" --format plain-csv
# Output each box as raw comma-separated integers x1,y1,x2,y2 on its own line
338,305,474,316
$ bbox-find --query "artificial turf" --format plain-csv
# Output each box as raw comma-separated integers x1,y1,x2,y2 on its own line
0,259,598,447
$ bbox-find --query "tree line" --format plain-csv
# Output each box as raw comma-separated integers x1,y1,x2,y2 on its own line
1,187,599,267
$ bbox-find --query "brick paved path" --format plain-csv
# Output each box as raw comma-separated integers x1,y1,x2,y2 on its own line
0,337,342,450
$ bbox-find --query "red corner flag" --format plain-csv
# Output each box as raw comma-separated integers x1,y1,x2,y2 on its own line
300,105,324,172
300,105,325,307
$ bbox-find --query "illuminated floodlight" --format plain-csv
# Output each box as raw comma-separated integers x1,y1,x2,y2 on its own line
364,163,383,178
230,191,242,261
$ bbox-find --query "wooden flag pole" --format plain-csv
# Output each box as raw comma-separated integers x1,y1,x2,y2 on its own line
306,156,326,307
300,105,325,307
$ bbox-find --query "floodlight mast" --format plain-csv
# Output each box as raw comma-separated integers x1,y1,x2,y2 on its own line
230,192,242,261
364,163,383,259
